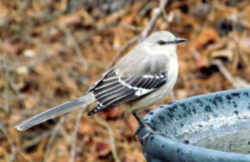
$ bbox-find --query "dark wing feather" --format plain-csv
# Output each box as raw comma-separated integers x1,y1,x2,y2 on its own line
88,70,167,115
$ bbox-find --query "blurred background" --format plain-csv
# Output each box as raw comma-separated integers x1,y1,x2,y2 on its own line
1,0,250,161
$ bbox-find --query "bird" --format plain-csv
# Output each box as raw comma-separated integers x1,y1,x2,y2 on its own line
15,31,186,131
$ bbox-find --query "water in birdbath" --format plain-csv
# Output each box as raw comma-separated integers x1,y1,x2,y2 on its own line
193,127,250,154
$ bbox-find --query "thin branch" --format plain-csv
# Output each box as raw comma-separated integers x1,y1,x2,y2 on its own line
109,0,169,68
94,116,121,162
0,122,16,162
18,130,57,151
212,60,250,88
212,60,236,86
70,109,85,162
2,53,10,112
141,0,168,40
43,117,65,162
108,36,139,68
60,26,89,71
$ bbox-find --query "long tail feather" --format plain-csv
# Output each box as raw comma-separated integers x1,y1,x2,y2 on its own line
15,93,95,131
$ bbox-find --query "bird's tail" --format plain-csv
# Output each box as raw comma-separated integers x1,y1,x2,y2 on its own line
15,93,96,131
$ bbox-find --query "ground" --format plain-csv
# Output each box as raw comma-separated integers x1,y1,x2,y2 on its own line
1,0,250,162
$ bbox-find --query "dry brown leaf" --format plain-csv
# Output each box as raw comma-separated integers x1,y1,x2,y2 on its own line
195,28,218,51
100,106,124,119
95,141,111,158
23,97,37,109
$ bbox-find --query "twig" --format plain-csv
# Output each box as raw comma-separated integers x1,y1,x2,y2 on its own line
14,131,59,162
43,117,65,162
16,130,58,154
70,109,85,162
109,0,169,68
94,116,121,162
108,36,139,68
140,0,168,40
0,122,16,162
60,26,89,71
229,33,249,73
2,53,10,112
212,60,250,88
212,60,237,87
121,23,142,32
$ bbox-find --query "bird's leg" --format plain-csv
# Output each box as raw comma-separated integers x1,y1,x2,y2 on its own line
132,111,156,133
132,111,166,141
132,111,145,126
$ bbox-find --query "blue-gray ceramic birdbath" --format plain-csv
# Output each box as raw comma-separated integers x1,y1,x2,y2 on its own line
137,88,250,162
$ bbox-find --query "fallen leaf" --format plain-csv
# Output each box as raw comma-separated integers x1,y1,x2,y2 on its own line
95,141,111,158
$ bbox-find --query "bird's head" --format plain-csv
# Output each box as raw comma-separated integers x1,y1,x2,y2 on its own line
141,31,186,57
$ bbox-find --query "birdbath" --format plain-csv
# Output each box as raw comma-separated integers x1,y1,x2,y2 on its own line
137,88,250,162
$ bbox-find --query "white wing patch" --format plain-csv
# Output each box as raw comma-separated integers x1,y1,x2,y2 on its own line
118,75,153,97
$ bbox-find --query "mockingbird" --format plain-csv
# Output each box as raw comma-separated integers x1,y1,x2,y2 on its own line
15,31,186,131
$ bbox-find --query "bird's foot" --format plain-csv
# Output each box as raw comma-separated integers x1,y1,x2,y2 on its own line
133,112,165,140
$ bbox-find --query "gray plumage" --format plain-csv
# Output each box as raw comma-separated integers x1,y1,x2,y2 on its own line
15,31,186,131
15,93,95,131
88,70,167,115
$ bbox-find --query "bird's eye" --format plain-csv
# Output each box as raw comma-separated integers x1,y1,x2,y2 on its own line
157,40,166,45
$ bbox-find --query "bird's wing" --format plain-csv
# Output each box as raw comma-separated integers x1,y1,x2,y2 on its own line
88,69,167,115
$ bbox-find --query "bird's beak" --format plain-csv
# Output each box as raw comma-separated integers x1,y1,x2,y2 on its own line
175,38,187,44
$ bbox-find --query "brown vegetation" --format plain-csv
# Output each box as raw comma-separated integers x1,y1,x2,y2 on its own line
1,0,250,161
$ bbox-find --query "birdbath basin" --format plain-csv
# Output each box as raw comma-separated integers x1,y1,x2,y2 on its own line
137,88,250,162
